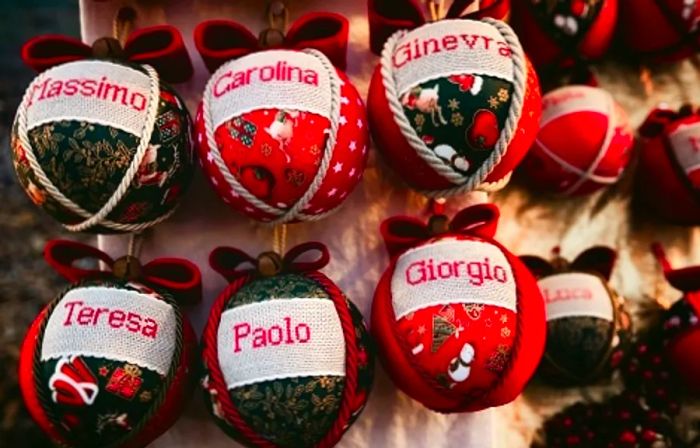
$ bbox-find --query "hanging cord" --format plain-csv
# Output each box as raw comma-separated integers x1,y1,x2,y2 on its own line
272,224,288,255
113,231,145,281
639,65,655,98
427,0,446,22
259,1,289,47
113,6,137,47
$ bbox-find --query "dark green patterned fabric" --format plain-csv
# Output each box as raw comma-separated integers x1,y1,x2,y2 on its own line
205,273,374,448
11,63,194,233
35,280,182,447
401,75,512,176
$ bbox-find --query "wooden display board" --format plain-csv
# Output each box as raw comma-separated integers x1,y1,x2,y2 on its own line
81,0,700,446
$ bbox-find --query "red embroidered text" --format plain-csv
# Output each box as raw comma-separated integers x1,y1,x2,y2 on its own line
404,257,509,286
232,316,311,353
61,300,159,338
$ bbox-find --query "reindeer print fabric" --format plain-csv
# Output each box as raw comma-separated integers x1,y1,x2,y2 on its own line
391,20,514,176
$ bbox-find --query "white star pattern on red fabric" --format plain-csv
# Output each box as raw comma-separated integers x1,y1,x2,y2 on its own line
333,162,343,173
339,115,347,126
357,119,364,129
230,188,239,198
207,151,215,163
211,176,218,186
244,206,255,212
327,188,337,197
341,96,349,105
362,145,368,155
349,141,357,152
349,167,356,177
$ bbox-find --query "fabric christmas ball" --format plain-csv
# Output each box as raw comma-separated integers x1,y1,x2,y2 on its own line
195,49,369,223
19,279,197,448
519,85,633,196
372,204,546,412
510,0,617,69
201,263,374,447
367,18,541,196
637,106,700,225
618,0,700,63
11,59,195,233
521,247,631,385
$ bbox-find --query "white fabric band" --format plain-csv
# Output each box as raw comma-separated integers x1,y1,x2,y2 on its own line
217,298,346,389
25,60,151,136
668,121,700,176
391,238,517,319
391,20,514,97
540,85,612,129
41,286,178,375
206,49,332,130
539,273,614,322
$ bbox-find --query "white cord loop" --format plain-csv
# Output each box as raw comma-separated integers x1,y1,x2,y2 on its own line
16,62,170,232
379,18,527,197
202,49,343,224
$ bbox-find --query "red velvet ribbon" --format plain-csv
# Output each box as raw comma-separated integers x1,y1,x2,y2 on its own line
44,239,202,305
21,25,193,83
194,12,349,72
380,203,500,258
209,242,331,283
652,242,700,316
639,105,698,139
368,0,510,55
520,246,617,281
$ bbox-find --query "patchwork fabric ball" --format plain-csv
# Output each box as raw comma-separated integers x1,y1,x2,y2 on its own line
196,49,369,223
654,243,700,395
511,0,617,69
201,244,374,447
367,18,541,196
618,0,700,63
372,204,546,412
11,59,195,233
637,106,700,225
521,247,632,385
19,279,197,448
519,85,633,196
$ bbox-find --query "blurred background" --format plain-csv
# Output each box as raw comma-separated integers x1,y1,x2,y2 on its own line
0,1,81,445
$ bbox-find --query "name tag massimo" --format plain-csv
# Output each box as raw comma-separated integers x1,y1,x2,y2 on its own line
232,316,311,353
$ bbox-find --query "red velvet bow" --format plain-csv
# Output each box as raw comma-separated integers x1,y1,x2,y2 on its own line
209,242,331,283
639,105,699,139
380,203,500,258
44,239,202,305
194,12,349,72
652,242,700,316
22,25,193,83
368,0,510,54
520,246,617,280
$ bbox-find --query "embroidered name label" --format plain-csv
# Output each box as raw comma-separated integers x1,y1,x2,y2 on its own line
217,298,345,389
391,19,514,97
391,238,517,319
539,273,613,322
668,121,700,179
41,286,177,375
207,49,332,130
540,85,611,128
25,60,152,137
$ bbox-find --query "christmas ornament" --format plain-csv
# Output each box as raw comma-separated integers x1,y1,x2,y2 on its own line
520,246,632,385
519,85,633,196
618,0,700,63
201,242,374,447
193,13,369,223
367,16,541,195
510,0,617,71
19,239,201,447
637,105,700,225
652,243,700,395
372,204,546,412
11,27,195,233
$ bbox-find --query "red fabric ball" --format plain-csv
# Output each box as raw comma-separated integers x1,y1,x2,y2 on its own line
511,0,617,68
196,49,368,223
19,280,197,448
618,0,700,63
371,204,546,413
637,106,700,224
519,85,633,196
367,19,541,195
